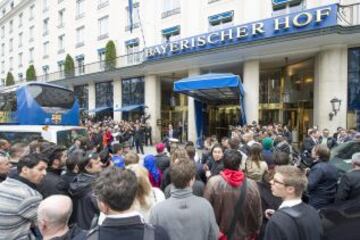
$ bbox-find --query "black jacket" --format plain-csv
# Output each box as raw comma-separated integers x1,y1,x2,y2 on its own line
50,224,87,240
303,137,317,152
38,169,68,198
264,203,322,240
69,173,99,230
335,169,360,202
87,215,169,240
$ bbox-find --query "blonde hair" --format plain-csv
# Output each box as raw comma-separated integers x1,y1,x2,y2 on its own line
124,152,140,166
127,165,152,210
170,147,188,164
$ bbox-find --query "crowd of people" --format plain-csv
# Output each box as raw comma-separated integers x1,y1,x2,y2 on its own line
0,119,359,240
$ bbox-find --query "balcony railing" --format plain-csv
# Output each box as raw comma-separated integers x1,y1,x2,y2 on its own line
338,3,360,26
14,51,145,84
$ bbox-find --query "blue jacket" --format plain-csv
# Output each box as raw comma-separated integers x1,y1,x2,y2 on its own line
112,155,125,168
308,160,338,209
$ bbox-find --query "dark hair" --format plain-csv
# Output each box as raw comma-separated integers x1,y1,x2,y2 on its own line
184,141,194,148
67,150,84,172
228,137,240,150
210,144,224,157
78,151,99,173
17,153,48,173
250,143,263,168
185,145,196,160
273,151,290,166
93,167,137,212
112,143,123,154
42,146,65,167
313,144,330,161
169,158,196,189
223,149,242,170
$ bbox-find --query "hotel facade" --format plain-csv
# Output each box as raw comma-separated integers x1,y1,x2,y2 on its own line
1,0,360,144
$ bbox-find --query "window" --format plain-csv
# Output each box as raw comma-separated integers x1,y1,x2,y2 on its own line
58,9,65,27
42,65,49,80
9,39,13,52
162,0,180,18
125,38,140,65
9,57,13,71
18,13,23,27
58,60,64,78
29,5,34,20
43,0,49,12
98,48,106,70
76,26,85,47
18,73,23,81
125,2,140,31
74,85,88,110
43,41,49,58
208,11,234,31
98,0,109,9
43,18,49,36
161,25,180,42
18,32,23,47
272,0,304,16
122,77,144,107
9,20,13,33
76,0,85,19
29,48,34,63
10,1,14,9
58,35,65,53
29,26,34,41
18,52,23,67
98,16,108,40
95,81,113,108
1,61,4,73
1,44,4,56
1,26,4,38
76,55,85,74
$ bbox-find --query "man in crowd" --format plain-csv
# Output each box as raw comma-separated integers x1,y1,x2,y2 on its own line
38,145,68,198
88,167,170,240
0,155,10,182
0,153,48,239
320,128,337,149
0,139,10,157
111,143,125,168
38,195,86,240
335,152,360,202
303,129,319,152
204,149,262,239
150,158,219,240
154,143,170,173
133,123,145,154
264,166,322,240
69,151,103,230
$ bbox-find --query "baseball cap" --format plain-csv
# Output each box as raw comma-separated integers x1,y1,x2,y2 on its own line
156,143,165,153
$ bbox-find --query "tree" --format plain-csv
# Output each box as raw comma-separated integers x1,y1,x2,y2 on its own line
5,72,15,86
105,40,117,70
26,65,37,81
64,54,75,77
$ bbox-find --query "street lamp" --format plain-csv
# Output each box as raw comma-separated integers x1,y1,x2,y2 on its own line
329,97,342,121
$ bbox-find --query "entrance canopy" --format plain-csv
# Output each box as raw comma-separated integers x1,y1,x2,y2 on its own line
114,104,145,112
173,73,244,104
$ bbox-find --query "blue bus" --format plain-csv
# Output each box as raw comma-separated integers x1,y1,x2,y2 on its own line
0,82,79,125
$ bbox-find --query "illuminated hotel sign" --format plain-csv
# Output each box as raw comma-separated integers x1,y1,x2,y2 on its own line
145,4,337,61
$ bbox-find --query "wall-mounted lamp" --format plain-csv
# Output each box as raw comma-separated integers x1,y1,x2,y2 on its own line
329,97,342,121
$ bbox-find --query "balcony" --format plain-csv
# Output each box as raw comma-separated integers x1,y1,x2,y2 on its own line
13,51,145,84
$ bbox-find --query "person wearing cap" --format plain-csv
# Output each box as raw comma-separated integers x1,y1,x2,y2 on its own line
38,145,68,198
69,151,103,230
154,143,170,173
335,152,360,203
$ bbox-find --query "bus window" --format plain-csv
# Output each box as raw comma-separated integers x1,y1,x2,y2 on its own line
0,132,42,144
0,91,17,112
56,129,87,148
27,84,75,112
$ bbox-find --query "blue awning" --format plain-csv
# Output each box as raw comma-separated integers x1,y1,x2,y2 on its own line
208,11,234,25
161,25,180,36
174,73,244,103
87,106,113,113
114,104,145,112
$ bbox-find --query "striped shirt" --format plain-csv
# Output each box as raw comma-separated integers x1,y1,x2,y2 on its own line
0,177,42,240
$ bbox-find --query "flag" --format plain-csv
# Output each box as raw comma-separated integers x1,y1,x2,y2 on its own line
128,0,134,33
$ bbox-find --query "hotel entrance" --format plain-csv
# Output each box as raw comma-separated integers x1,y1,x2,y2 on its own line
207,105,241,138
259,59,314,144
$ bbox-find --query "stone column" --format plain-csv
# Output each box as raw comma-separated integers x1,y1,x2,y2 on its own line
187,69,201,144
145,75,161,143
314,46,348,133
243,60,260,124
113,77,122,121
88,82,96,116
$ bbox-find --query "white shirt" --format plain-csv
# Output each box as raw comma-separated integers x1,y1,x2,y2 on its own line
278,199,302,209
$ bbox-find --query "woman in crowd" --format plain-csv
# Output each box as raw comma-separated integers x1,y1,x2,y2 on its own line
204,144,224,178
144,154,162,188
245,143,268,182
